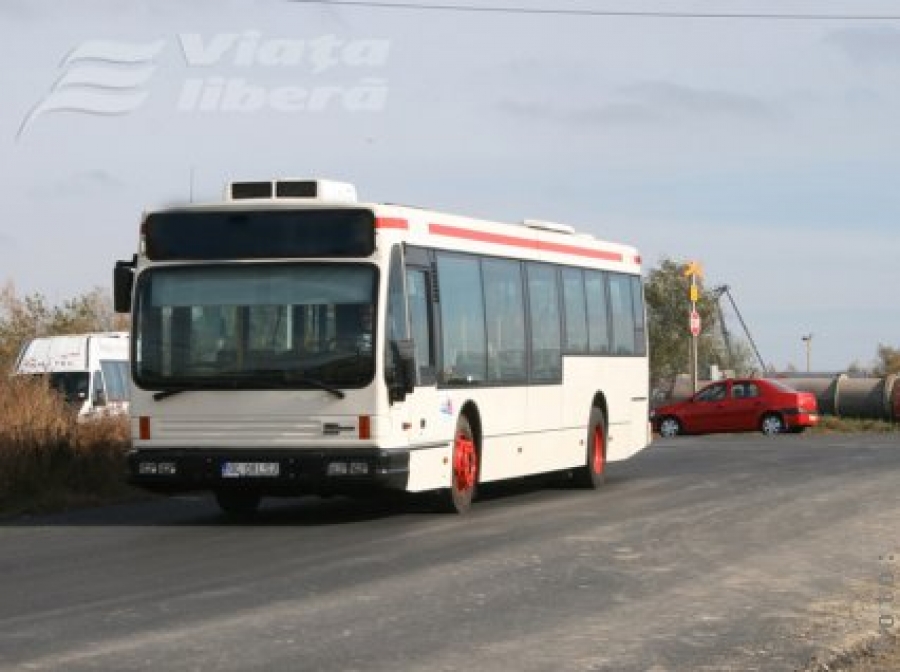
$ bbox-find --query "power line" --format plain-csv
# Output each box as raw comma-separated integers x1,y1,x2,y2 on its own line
289,1,900,21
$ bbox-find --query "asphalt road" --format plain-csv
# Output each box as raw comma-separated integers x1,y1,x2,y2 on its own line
1,433,898,672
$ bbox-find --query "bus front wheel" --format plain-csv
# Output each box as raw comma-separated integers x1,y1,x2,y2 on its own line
437,415,479,514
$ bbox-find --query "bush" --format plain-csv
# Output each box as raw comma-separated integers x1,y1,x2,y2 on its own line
0,375,133,514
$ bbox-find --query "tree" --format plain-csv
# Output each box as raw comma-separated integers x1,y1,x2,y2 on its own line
644,258,757,395
0,282,128,371
874,344,900,376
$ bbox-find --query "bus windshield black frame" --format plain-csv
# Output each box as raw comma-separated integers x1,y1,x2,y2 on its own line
144,208,376,260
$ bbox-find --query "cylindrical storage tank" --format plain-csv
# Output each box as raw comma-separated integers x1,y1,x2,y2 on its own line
835,376,892,420
888,374,900,423
770,376,839,416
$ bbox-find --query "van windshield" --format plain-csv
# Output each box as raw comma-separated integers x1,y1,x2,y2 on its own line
46,372,90,404
132,263,378,391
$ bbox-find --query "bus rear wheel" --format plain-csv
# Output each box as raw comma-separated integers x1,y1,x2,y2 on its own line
437,415,479,514
572,408,606,489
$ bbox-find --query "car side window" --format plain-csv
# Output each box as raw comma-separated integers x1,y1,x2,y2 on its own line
697,383,726,402
732,382,761,399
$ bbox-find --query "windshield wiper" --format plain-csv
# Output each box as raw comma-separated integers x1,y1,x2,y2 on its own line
260,370,346,399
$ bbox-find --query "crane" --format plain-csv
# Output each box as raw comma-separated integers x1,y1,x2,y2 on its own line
711,285,767,373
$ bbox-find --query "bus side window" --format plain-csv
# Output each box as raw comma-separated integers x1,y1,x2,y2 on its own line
435,254,486,384
526,262,562,381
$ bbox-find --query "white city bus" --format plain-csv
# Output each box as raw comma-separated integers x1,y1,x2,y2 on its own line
114,179,650,515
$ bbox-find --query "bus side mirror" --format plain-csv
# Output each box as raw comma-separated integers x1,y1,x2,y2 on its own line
389,339,416,402
113,257,135,313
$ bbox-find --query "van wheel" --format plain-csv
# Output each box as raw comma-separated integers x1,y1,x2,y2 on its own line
215,490,261,517
437,415,478,514
573,408,606,489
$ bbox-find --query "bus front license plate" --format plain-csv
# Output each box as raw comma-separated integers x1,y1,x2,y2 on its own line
222,462,280,478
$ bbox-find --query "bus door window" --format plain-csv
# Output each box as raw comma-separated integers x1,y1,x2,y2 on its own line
385,246,411,388
406,268,435,385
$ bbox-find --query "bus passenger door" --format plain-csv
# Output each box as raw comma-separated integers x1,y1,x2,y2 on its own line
402,266,439,443
384,246,443,491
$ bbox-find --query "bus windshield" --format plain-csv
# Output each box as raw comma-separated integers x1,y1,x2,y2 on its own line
133,263,377,391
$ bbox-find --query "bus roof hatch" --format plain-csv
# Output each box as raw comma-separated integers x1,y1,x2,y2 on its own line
226,179,358,203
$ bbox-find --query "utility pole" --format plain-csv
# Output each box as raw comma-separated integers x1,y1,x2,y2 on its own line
712,285,767,374
801,333,813,373
684,261,703,392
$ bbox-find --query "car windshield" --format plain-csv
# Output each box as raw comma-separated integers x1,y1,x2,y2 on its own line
133,263,377,390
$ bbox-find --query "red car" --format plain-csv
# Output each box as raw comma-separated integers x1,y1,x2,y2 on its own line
651,378,819,437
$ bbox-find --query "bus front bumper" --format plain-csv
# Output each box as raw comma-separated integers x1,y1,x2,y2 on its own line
127,447,410,495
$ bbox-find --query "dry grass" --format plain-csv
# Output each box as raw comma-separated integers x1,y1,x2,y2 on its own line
811,415,900,434
0,375,135,515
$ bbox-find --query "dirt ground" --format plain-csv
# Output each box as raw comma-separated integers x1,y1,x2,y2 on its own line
803,635,899,671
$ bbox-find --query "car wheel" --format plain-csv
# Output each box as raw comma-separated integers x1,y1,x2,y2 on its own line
760,413,785,436
658,416,681,438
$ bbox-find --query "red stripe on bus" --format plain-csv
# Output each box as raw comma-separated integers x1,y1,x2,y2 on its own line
428,223,626,263
376,217,409,230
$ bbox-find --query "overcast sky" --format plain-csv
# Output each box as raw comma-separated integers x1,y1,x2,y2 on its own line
1,0,899,372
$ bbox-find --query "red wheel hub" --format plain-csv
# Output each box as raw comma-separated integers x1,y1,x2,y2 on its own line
454,433,477,492
592,426,605,474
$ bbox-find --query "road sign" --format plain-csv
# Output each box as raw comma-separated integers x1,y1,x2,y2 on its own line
684,260,704,278
690,309,701,336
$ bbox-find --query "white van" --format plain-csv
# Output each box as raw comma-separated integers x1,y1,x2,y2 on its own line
14,332,130,419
